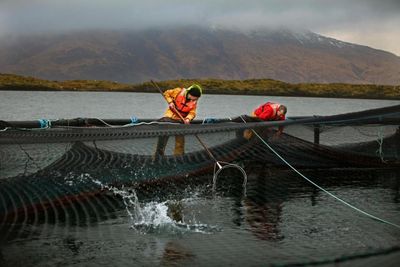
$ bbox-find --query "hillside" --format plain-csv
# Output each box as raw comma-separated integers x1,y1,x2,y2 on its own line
1,73,399,100
0,27,399,85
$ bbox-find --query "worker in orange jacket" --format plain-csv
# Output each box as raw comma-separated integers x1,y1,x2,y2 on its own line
155,84,202,157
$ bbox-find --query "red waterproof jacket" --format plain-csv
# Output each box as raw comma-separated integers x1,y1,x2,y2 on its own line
253,102,285,121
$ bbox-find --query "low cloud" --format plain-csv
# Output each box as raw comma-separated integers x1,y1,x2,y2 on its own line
0,0,399,55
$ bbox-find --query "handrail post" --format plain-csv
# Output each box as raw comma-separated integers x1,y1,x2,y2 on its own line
314,124,320,144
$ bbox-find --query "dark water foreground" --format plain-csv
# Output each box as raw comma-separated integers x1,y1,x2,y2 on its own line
0,166,399,267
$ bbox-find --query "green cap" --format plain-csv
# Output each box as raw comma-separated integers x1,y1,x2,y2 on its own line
187,84,202,97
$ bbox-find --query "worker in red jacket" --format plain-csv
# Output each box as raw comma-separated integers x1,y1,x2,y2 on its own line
240,102,287,140
252,102,287,121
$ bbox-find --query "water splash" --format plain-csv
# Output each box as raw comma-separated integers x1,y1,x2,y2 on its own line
83,176,220,234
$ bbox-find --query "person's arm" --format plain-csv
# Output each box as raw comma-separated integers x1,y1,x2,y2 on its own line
164,88,181,105
276,126,284,135
163,88,181,107
184,106,197,124
275,116,286,137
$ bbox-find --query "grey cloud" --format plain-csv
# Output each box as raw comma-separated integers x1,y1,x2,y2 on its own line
0,0,399,54
0,0,398,33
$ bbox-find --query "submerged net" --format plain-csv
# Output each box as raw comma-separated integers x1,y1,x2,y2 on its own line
0,104,399,220
1,104,400,265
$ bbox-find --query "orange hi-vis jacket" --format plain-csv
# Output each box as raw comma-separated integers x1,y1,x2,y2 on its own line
163,87,198,121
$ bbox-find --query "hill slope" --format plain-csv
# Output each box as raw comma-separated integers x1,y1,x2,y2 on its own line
0,27,399,85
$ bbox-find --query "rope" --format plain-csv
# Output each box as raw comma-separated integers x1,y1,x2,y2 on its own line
376,126,387,162
212,161,247,196
202,117,233,124
38,119,51,128
54,120,181,129
3,117,177,130
202,117,217,124
90,118,136,128
130,116,139,124
239,115,400,230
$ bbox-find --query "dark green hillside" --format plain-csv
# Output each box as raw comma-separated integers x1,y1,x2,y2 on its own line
0,73,399,100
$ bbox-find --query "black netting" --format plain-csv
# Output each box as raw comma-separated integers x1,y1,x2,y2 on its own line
0,104,399,266
1,105,400,217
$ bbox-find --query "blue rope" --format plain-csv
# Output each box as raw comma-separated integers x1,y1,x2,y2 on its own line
203,117,218,124
130,116,139,124
38,119,51,128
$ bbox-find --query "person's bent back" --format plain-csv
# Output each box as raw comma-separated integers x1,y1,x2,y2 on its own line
253,102,287,121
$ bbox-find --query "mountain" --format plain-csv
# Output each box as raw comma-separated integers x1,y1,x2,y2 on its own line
0,26,399,85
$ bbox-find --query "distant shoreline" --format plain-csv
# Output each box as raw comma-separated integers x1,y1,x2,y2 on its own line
1,73,399,100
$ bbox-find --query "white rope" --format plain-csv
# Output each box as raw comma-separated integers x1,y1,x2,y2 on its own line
2,118,183,131
240,115,400,229
91,118,178,128
54,120,181,129
376,126,387,162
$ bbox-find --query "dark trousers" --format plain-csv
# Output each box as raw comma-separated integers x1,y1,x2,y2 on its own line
154,117,185,156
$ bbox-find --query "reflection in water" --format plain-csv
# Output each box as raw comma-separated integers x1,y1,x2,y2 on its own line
63,236,83,255
0,164,399,266
241,166,287,241
0,248,4,264
391,171,400,204
160,241,195,266
214,163,288,241
229,164,400,242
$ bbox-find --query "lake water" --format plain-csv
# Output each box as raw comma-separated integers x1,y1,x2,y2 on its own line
1,91,400,120
1,91,400,266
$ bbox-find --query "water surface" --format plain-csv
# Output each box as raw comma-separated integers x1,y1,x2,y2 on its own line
1,91,399,120
0,91,399,266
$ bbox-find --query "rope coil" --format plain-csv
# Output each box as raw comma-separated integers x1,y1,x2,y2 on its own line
38,119,51,128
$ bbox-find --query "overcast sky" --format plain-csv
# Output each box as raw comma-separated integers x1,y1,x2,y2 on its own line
1,0,399,56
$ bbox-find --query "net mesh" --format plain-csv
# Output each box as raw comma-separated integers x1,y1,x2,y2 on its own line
0,105,399,265
1,105,400,215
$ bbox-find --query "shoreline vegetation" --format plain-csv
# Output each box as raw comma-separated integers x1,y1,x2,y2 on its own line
1,73,399,100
